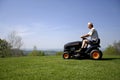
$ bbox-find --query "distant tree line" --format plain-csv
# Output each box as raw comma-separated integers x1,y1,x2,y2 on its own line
56,51,63,56
0,36,61,57
28,46,45,56
103,41,120,55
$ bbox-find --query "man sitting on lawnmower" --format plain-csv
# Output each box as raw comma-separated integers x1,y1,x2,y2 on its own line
76,22,99,52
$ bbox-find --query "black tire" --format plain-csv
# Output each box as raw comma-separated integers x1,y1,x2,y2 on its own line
90,49,103,60
63,52,70,59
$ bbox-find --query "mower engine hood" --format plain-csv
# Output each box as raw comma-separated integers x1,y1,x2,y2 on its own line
64,41,82,48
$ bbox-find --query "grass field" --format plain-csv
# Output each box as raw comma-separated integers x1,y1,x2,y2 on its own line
0,55,120,80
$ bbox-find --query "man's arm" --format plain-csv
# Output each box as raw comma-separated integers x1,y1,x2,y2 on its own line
81,34,90,38
81,28,94,38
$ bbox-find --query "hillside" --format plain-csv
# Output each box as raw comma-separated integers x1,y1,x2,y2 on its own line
0,55,120,80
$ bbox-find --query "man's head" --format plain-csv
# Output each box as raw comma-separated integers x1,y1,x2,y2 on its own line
88,22,93,29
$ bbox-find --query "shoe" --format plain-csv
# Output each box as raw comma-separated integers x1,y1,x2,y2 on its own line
75,48,82,52
74,53,80,57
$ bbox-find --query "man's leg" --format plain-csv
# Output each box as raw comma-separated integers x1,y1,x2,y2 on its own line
84,40,88,48
81,39,88,48
84,43,88,48
76,39,88,52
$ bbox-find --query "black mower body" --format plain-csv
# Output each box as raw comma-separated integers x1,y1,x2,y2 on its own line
63,39,103,60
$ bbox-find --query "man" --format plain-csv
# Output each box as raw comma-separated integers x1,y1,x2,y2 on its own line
76,22,99,52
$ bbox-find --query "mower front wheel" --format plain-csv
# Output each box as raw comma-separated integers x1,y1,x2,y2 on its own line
63,52,70,59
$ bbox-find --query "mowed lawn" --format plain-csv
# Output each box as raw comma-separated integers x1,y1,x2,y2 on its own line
0,55,120,80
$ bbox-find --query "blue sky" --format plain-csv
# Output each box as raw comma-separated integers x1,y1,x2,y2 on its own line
0,0,120,50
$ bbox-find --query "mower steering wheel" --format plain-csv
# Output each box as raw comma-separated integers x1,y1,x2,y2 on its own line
81,37,86,40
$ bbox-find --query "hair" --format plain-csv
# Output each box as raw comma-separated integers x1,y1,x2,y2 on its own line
88,22,93,27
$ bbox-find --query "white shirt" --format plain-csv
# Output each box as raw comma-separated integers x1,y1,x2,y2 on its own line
88,27,99,41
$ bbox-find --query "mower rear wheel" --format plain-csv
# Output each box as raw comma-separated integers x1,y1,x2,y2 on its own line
90,50,102,60
63,52,70,59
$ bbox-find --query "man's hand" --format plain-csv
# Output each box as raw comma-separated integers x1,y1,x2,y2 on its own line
81,36,85,38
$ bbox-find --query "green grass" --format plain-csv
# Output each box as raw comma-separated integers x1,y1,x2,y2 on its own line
0,55,120,80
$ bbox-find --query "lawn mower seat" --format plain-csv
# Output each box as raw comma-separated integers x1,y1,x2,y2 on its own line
90,38,100,47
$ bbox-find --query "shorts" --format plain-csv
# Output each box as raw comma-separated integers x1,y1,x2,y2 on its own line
87,39,97,44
